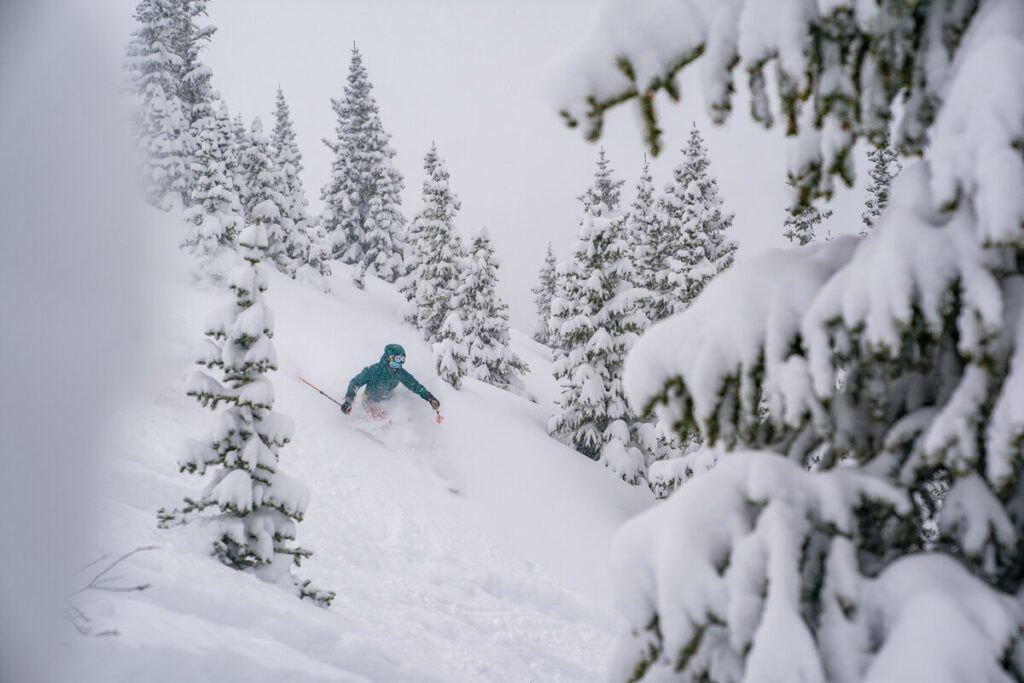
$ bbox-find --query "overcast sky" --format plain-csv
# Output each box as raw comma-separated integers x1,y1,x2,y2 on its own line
103,0,870,329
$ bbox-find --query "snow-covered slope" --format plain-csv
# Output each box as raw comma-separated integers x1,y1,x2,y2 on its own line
65,210,652,682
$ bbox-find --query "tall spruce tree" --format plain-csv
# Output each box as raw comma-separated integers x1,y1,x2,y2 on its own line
406,144,464,341
459,228,528,389
674,124,737,303
647,153,693,320
783,177,833,246
622,157,688,488
862,133,902,231
530,244,558,345
173,0,216,128
624,158,660,322
181,99,241,281
239,118,295,277
226,113,250,208
125,0,192,209
126,0,216,207
160,223,333,607
549,150,649,483
320,45,405,282
271,88,332,286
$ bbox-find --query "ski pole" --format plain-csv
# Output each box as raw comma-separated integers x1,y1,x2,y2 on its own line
435,410,444,424
299,376,346,409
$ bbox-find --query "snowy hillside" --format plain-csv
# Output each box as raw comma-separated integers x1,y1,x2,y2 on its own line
63,207,652,682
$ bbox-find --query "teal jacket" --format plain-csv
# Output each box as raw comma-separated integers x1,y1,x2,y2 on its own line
345,344,433,404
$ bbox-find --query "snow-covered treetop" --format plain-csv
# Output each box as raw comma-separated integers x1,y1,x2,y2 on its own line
551,0,1024,238
581,148,624,216
418,143,462,229
272,87,302,173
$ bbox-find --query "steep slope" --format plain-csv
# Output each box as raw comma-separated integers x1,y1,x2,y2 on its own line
65,210,652,682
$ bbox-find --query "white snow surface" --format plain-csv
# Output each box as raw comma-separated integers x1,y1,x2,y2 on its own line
63,210,653,682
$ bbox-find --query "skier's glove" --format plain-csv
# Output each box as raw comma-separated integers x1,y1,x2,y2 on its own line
341,399,352,415
425,394,440,411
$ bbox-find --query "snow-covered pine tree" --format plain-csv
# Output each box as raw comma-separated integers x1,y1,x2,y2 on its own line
320,45,405,282
530,244,558,345
406,144,465,341
546,261,571,357
271,87,332,287
302,217,334,292
783,176,833,246
226,113,249,208
555,0,1024,679
239,117,295,277
458,228,528,390
160,223,332,607
125,0,191,209
619,155,692,491
549,150,649,484
648,125,735,321
182,99,241,282
171,0,215,127
674,124,737,303
862,132,902,232
126,0,216,206
434,310,469,390
623,158,659,321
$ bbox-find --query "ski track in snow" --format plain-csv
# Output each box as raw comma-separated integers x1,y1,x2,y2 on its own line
65,225,652,682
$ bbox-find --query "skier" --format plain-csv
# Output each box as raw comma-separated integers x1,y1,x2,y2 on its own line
340,343,440,419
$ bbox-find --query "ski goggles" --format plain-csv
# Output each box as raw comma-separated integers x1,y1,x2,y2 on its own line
389,354,406,368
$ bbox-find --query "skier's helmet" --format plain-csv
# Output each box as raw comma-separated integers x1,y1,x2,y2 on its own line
384,343,406,369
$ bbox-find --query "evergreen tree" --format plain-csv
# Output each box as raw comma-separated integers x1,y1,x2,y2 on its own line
622,157,688,487
530,244,558,345
125,0,191,209
173,0,215,128
239,118,295,277
125,0,216,208
783,177,833,246
160,223,333,608
862,133,902,231
546,262,571,357
555,1,1024,679
459,228,528,389
226,113,249,207
549,150,649,483
320,45,405,282
623,158,659,316
302,218,335,292
434,310,469,390
674,124,737,304
406,144,464,341
647,125,736,322
271,87,332,286
181,100,241,281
